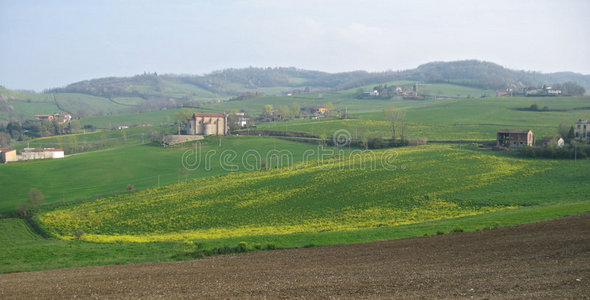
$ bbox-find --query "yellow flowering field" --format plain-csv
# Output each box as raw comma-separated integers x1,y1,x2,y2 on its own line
39,145,553,243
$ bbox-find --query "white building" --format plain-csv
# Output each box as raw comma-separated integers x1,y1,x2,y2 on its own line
19,148,64,161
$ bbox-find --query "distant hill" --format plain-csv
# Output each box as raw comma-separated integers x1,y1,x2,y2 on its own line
1,60,588,121
44,61,589,98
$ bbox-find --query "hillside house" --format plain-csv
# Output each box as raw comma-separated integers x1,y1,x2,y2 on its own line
363,90,380,97
575,119,590,141
541,137,564,148
0,148,17,163
35,113,72,124
185,113,227,136
496,129,535,148
235,112,249,127
20,148,64,161
35,114,54,121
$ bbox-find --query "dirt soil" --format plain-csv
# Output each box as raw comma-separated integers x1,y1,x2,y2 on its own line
1,214,589,299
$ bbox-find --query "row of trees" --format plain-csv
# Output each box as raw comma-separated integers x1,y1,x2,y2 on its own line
0,119,82,146
261,103,302,122
549,82,586,96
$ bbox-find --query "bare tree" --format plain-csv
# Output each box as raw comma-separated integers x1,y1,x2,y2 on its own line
28,188,44,211
383,105,406,144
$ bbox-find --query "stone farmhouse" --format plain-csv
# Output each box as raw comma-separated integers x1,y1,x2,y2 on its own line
185,113,227,136
496,129,535,148
575,119,589,141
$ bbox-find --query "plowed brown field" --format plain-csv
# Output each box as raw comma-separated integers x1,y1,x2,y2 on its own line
1,214,589,299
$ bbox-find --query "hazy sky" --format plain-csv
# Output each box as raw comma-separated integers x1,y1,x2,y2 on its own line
1,0,589,91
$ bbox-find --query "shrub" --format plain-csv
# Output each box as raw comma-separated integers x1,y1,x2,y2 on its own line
126,184,134,191
451,226,464,233
73,230,84,240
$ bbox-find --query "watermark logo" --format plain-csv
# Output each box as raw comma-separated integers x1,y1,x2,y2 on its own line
180,130,406,172
332,129,352,147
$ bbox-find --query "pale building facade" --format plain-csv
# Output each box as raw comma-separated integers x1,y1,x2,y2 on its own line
185,113,227,136
575,120,590,141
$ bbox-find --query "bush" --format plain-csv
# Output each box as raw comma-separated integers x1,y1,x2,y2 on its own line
517,144,590,159
73,230,84,240
409,138,428,146
451,226,464,233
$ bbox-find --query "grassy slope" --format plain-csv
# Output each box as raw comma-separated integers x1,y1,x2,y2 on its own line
0,218,184,273
0,136,327,215
79,109,180,128
12,125,174,153
256,96,590,141
1,152,589,273
37,145,590,243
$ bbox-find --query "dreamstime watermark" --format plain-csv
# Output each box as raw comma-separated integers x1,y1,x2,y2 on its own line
181,129,407,172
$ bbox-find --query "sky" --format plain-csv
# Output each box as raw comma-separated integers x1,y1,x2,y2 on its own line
1,0,589,91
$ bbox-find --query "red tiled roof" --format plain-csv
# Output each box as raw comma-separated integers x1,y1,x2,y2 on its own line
498,129,531,134
194,113,225,118
23,148,64,152
0,148,16,152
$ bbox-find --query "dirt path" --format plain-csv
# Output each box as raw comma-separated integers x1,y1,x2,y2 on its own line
1,214,589,299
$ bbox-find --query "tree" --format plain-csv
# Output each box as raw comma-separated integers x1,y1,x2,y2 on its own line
383,105,406,144
355,88,365,99
290,102,301,118
227,109,241,132
558,123,571,138
0,131,10,147
562,81,586,96
324,102,335,117
278,105,291,120
262,104,274,121
68,120,82,134
174,108,195,134
28,188,44,212
566,125,575,143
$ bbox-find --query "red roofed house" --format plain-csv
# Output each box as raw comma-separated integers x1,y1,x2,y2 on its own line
496,129,535,148
185,113,227,136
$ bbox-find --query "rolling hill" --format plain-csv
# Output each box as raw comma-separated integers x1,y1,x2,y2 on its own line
2,60,588,124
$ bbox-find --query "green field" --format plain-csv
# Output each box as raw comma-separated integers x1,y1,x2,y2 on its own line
2,83,590,274
79,109,180,128
2,199,588,273
36,144,590,244
13,125,174,153
0,143,588,273
0,136,327,215
256,96,590,141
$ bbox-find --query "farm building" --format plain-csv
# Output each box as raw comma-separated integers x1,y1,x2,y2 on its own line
575,119,589,141
0,148,17,163
19,148,64,161
541,137,564,148
35,113,72,124
185,113,227,136
496,129,535,148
